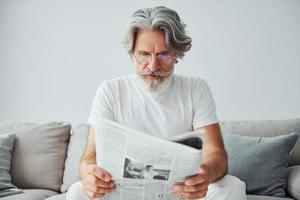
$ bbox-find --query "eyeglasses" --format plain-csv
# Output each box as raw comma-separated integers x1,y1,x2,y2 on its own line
133,51,176,65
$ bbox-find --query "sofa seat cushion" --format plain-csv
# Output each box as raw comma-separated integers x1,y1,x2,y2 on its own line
0,121,71,192
247,195,294,200
0,189,58,200
45,193,67,200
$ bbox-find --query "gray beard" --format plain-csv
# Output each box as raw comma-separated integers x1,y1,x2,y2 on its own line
136,72,173,93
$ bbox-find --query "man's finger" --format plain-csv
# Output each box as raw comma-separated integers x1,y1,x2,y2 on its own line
185,174,207,186
173,183,184,193
85,182,115,194
88,165,112,182
179,188,208,200
182,183,206,193
173,183,207,195
86,175,115,188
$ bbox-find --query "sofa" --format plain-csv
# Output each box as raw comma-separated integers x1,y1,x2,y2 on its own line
0,118,299,200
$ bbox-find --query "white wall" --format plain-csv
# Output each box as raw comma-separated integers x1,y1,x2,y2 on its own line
1,0,299,125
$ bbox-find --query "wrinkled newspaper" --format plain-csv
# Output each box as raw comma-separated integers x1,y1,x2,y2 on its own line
95,118,203,200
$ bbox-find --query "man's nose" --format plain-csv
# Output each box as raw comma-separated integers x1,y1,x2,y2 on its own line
148,55,160,72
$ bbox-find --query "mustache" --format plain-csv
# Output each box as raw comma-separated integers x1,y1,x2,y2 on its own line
137,68,173,77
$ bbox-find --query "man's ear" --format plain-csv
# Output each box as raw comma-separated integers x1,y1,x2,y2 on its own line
130,54,133,62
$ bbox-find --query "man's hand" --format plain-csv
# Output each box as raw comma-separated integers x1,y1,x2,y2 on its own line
82,164,115,199
173,167,209,200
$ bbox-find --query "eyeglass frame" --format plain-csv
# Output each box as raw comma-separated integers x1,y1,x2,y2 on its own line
132,50,177,66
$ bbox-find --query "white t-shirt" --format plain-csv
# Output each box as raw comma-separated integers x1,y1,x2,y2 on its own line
88,74,218,139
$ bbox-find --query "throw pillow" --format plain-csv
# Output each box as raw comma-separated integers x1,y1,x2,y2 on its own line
220,118,300,166
0,121,71,192
223,132,298,197
0,133,15,190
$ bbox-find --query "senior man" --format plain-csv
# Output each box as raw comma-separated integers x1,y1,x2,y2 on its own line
67,6,246,200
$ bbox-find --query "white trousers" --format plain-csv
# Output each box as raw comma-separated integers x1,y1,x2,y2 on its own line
66,175,246,200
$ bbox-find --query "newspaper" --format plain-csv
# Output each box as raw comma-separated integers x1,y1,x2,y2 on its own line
95,118,203,200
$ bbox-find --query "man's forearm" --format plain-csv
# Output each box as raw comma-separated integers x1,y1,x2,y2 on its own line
80,126,97,180
198,123,228,183
200,151,228,183
80,154,96,180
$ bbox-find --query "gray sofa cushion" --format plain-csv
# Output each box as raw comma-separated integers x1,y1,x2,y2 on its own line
0,121,71,192
223,132,298,197
0,189,58,200
45,193,67,200
246,195,294,200
287,165,300,199
220,118,300,166
60,124,90,193
0,133,15,190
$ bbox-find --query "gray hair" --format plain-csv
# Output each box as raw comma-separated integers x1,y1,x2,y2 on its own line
123,6,192,60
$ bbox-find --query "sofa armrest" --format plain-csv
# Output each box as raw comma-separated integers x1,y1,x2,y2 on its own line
287,165,300,199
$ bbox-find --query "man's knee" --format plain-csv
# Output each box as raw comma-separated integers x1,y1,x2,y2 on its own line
218,175,246,190
67,181,90,200
206,175,246,200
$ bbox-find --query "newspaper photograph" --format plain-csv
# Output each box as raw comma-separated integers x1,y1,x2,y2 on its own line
94,118,203,200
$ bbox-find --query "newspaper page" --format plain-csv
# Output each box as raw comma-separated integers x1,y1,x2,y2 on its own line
95,118,202,200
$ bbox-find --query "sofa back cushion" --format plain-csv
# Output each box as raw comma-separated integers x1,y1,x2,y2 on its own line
60,118,300,192
220,118,300,166
0,121,71,192
60,124,90,193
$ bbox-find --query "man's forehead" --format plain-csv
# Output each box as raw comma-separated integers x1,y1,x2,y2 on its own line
134,29,169,53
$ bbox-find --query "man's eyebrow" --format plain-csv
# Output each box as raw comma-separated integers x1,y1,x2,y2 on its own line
137,50,151,53
158,51,171,55
137,50,171,54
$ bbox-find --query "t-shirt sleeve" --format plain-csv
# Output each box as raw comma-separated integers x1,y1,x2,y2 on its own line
87,81,115,126
192,79,219,129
